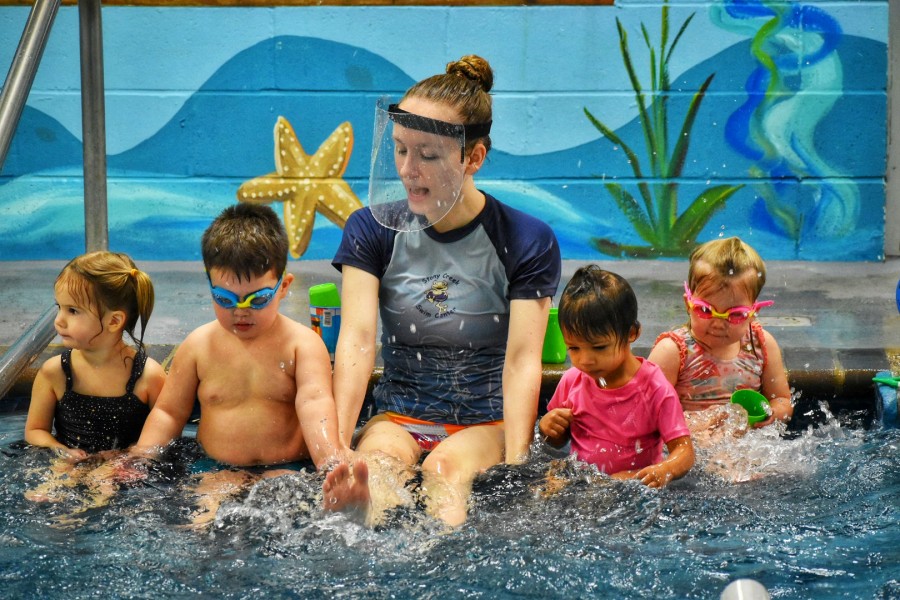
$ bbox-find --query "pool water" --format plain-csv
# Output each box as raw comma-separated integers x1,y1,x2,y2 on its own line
1,408,899,599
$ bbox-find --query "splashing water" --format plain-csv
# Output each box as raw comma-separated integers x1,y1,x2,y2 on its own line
0,408,898,598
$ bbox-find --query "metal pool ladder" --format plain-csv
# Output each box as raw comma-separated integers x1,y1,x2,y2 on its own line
0,0,109,401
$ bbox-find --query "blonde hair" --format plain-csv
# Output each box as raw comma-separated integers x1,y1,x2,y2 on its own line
403,54,494,154
56,251,155,350
687,237,767,300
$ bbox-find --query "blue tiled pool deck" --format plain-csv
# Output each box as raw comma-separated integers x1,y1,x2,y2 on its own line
3,259,900,424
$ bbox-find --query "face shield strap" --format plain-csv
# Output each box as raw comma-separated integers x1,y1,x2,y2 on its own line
387,104,492,160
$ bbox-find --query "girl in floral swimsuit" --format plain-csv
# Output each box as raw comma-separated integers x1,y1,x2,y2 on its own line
648,237,793,438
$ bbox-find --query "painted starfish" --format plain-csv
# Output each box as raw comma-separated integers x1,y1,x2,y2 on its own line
237,116,362,258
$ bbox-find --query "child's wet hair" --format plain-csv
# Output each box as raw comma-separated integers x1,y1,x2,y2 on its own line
56,251,155,350
201,203,288,281
687,236,767,300
558,265,640,348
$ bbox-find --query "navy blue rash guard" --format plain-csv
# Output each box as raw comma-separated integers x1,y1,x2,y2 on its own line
333,192,561,424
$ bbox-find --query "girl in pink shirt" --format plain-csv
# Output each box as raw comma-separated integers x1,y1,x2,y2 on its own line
539,266,694,488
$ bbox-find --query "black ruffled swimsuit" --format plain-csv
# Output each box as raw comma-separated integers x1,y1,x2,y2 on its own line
53,349,151,453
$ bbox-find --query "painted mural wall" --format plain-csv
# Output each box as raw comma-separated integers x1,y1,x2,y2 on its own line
0,1,888,262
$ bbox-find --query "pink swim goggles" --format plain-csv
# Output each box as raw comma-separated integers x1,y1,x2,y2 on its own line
683,282,773,325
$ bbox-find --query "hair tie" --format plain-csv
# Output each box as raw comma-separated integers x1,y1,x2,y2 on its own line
130,268,139,278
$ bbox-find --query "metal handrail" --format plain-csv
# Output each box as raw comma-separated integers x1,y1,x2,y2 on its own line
0,0,63,402
0,306,57,401
79,0,108,251
0,0,60,169
0,0,108,402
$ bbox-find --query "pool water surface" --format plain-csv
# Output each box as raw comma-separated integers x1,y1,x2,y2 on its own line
1,407,899,599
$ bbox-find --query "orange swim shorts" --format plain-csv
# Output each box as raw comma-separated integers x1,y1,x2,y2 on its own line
383,411,503,452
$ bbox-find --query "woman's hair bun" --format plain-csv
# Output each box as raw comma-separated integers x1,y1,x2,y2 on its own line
446,54,493,93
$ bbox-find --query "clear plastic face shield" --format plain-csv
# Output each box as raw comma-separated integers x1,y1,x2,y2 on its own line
368,98,488,232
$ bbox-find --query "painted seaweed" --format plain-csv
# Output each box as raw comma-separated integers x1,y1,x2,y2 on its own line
585,2,743,258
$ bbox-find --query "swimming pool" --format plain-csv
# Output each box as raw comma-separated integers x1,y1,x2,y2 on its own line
1,407,898,599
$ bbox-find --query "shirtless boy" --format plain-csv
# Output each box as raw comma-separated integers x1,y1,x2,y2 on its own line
133,203,347,523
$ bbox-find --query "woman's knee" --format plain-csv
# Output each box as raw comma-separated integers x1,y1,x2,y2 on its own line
422,445,494,484
421,452,464,484
355,424,420,466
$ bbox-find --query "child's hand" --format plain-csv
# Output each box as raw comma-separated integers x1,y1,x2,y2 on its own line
539,408,573,447
751,415,774,429
633,464,674,488
322,446,355,474
55,447,88,461
753,396,792,428
610,464,674,488
616,435,694,487
107,454,153,484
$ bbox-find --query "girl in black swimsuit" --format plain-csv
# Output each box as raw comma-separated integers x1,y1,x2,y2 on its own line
23,251,167,512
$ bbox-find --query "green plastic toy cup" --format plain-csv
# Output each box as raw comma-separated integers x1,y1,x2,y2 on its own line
542,308,567,364
309,282,341,308
730,389,771,425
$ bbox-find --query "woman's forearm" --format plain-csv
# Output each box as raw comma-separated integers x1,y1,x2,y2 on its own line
332,337,377,447
502,360,542,463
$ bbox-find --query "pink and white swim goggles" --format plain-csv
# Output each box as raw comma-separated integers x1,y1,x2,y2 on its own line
683,282,773,325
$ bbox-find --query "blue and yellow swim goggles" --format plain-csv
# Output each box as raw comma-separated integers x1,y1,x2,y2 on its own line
206,271,284,310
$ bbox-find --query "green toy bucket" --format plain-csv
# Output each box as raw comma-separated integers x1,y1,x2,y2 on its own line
730,389,771,425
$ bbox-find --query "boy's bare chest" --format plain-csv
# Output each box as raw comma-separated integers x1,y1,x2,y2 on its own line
198,339,297,407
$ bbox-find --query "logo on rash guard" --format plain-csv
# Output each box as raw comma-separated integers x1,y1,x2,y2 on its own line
417,274,458,318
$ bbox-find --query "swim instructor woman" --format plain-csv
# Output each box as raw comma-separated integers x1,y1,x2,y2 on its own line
323,55,561,527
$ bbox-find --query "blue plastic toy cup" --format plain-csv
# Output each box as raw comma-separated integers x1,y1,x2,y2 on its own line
895,278,900,314
309,283,341,361
730,389,771,425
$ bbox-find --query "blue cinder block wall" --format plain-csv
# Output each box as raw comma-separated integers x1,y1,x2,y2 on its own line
0,1,888,261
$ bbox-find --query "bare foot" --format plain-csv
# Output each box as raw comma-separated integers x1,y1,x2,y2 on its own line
179,469,256,529
25,488,63,503
322,460,370,520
